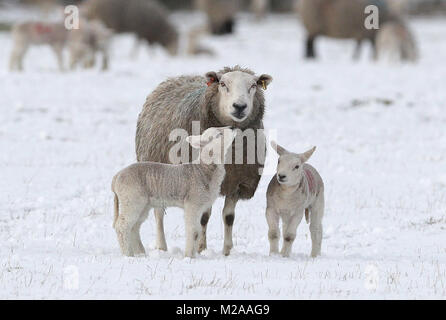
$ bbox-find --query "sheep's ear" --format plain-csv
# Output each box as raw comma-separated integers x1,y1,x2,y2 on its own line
205,71,220,86
270,141,288,156
257,74,273,90
300,146,316,163
186,135,203,149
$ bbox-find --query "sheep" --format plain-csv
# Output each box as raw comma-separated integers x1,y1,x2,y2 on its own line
376,21,418,63
9,21,68,71
266,142,324,258
68,19,113,71
112,126,237,257
136,65,273,256
194,0,238,35
82,0,178,56
298,0,406,60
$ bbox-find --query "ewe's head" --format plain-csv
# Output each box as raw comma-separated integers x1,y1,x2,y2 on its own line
186,127,237,165
271,141,316,187
205,69,272,123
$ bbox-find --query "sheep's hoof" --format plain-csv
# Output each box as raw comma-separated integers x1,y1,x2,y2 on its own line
223,245,232,256
198,243,206,253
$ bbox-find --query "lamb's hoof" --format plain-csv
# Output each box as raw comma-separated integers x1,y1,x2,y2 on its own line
156,243,168,251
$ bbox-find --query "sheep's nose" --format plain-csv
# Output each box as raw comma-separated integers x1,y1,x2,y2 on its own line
278,174,287,181
233,103,247,112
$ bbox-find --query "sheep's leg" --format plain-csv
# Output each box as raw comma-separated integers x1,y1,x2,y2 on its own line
131,208,149,256
184,204,200,258
370,37,378,61
353,39,362,60
280,210,304,257
101,48,109,71
222,195,238,256
305,35,316,59
309,196,324,258
114,198,147,257
198,206,211,253
266,207,280,255
154,208,167,251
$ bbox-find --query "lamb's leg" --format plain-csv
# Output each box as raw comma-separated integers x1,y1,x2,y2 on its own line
184,204,200,258
266,207,280,255
114,198,147,257
198,206,211,253
10,43,27,71
131,208,149,256
154,208,167,251
309,196,324,257
280,210,304,257
222,195,238,256
305,35,316,59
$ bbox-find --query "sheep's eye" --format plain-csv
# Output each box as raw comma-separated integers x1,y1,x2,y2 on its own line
294,165,299,170
220,82,226,87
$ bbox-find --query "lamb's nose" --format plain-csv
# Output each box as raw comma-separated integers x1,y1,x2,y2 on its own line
233,103,247,112
278,174,287,181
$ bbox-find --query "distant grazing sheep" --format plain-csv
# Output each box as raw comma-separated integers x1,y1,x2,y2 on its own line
266,142,324,257
136,66,272,256
82,0,178,55
112,127,237,257
299,0,406,60
68,19,113,70
9,21,67,71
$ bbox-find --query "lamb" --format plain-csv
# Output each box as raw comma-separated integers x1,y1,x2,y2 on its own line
82,0,178,56
136,66,273,256
112,126,237,257
266,142,324,258
68,19,113,70
9,21,68,71
298,0,408,60
376,21,418,63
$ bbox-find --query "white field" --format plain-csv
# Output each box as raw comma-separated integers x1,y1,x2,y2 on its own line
1,11,446,299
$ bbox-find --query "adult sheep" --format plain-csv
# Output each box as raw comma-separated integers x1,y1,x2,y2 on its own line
299,0,401,60
194,0,238,35
82,0,178,55
136,66,272,256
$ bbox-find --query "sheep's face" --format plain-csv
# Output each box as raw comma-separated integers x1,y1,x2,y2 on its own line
271,141,316,187
186,127,237,164
206,70,272,123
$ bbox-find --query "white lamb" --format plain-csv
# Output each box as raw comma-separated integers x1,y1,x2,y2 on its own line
112,126,237,258
266,141,325,258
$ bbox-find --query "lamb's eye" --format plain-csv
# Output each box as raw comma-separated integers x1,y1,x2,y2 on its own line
294,165,299,170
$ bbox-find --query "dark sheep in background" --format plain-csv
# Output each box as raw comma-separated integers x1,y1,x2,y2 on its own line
299,0,407,60
82,0,178,55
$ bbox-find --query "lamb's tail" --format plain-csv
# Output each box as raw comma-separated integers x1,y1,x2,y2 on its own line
113,193,119,228
305,208,310,224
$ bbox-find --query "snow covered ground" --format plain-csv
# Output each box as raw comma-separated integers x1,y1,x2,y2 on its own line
1,11,446,299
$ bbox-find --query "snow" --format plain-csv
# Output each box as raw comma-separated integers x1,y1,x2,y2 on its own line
1,11,446,299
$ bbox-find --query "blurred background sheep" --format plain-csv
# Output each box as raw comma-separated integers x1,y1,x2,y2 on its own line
3,0,446,69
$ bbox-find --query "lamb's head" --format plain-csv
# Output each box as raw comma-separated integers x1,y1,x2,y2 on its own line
205,68,272,123
186,127,237,165
271,141,316,187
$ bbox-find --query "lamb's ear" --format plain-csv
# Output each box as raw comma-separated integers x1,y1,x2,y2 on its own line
270,141,288,156
257,74,273,90
186,135,203,149
205,71,220,86
300,146,316,163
